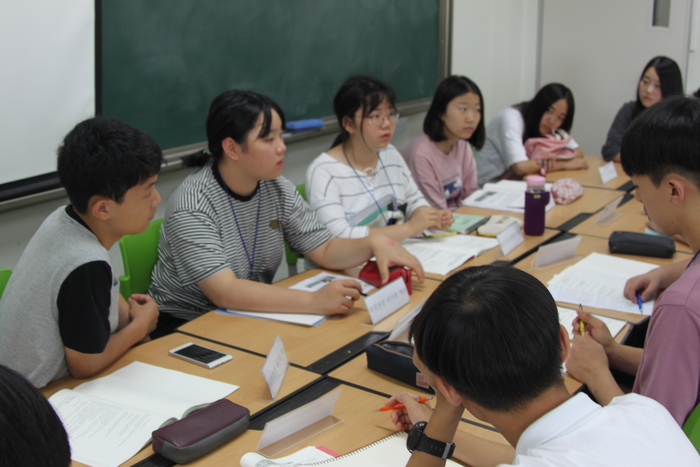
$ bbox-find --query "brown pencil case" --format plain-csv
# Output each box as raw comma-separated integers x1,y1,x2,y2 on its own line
152,399,249,464
366,341,434,394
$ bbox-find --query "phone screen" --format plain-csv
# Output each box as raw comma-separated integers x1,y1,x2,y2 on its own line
172,344,228,364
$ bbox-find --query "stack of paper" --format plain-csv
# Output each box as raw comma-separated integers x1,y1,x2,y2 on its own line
463,180,555,213
401,235,499,275
547,253,658,314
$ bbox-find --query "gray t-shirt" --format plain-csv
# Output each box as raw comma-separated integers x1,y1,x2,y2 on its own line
0,207,119,387
149,164,332,320
601,101,636,161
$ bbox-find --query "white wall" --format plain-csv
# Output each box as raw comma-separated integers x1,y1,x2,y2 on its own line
540,0,691,155
686,0,700,94
451,0,541,123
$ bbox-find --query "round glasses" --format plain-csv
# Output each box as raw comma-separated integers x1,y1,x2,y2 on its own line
364,111,400,127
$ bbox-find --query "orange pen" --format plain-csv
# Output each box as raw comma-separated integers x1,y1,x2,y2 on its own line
375,396,433,412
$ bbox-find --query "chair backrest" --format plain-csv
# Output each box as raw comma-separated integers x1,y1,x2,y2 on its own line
285,184,308,274
0,269,12,299
118,219,163,298
684,401,700,453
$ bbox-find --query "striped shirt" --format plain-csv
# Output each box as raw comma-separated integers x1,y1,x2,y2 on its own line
305,145,429,238
149,164,332,320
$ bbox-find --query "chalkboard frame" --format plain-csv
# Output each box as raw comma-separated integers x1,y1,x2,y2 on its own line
0,0,452,208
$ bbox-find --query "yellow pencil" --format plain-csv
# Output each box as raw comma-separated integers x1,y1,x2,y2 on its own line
578,303,585,336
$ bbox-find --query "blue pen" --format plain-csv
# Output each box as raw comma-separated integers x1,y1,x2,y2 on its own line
636,292,644,314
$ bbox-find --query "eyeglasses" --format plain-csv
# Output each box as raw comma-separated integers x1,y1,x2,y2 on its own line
364,111,400,127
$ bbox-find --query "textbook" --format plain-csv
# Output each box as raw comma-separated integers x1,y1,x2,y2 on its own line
401,235,499,275
49,361,239,467
240,432,461,466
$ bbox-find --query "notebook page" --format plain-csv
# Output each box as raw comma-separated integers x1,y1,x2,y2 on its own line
303,432,462,467
557,306,627,341
73,361,238,419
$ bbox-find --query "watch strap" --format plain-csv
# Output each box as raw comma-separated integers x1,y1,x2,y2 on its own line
409,422,455,460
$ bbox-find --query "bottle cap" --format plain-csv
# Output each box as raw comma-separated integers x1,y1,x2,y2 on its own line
526,175,546,185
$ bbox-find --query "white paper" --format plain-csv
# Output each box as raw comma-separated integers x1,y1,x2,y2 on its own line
240,446,334,467
364,278,411,325
557,306,627,341
71,361,238,419
463,180,555,213
218,309,327,326
262,336,289,400
258,389,342,452
50,389,171,467
548,253,658,314
533,236,582,268
401,235,499,275
599,161,618,184
288,272,375,295
496,221,525,256
388,301,425,341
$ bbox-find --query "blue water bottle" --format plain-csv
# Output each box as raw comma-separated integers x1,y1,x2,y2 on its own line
524,175,549,236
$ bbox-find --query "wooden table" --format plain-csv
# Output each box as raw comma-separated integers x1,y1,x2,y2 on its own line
42,333,321,467
570,195,692,253
546,155,632,191
179,269,439,368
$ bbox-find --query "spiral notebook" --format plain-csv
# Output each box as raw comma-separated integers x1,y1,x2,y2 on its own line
303,432,461,466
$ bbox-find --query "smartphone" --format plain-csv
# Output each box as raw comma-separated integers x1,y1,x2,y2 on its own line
169,343,232,369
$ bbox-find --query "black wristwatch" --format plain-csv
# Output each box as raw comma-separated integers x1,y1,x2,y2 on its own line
406,421,456,460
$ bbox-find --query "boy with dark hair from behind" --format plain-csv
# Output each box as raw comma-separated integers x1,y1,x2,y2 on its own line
388,265,698,466
567,95,700,427
0,117,162,387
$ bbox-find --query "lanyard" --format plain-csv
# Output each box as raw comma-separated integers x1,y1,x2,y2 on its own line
218,172,261,280
342,144,398,226
689,249,700,268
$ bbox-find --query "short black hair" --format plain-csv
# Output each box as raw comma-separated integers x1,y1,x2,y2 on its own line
331,75,397,148
621,96,700,188
632,56,684,119
186,89,286,168
0,365,71,466
517,83,575,141
410,266,564,412
57,117,163,214
423,75,485,150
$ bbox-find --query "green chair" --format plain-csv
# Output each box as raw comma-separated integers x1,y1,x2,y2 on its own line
118,219,163,298
285,184,307,276
683,402,700,453
0,269,12,299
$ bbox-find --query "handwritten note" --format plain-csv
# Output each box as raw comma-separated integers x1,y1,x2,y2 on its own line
261,336,288,400
364,278,410,325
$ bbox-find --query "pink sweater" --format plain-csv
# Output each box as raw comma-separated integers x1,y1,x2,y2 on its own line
402,133,478,210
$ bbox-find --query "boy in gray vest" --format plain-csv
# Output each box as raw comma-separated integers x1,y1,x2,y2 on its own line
0,117,162,387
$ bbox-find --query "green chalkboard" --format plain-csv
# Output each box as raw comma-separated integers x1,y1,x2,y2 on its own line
100,0,440,151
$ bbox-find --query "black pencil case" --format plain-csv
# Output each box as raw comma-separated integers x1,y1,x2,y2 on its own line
366,341,434,394
608,231,675,258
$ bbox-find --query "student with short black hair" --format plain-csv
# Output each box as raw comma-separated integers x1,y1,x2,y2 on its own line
476,83,588,186
0,365,71,467
149,90,423,325
568,95,700,427
403,76,484,210
0,117,162,387
601,56,683,162
306,75,452,240
388,266,698,466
